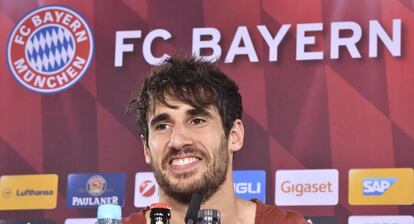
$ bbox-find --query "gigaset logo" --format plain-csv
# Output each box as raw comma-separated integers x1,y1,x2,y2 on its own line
280,181,334,196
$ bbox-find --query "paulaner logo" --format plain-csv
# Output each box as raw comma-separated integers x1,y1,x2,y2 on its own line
363,178,397,196
67,173,125,208
86,175,106,197
7,5,94,94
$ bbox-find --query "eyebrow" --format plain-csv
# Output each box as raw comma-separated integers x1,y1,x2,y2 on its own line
149,107,214,127
187,107,213,118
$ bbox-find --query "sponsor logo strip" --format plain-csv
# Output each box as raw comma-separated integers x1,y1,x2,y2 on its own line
0,174,58,210
233,170,266,203
134,172,159,208
349,216,414,224
349,168,414,205
275,169,339,206
67,173,126,208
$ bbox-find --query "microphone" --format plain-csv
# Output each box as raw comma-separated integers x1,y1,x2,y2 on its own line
97,204,122,224
198,209,221,224
185,193,202,224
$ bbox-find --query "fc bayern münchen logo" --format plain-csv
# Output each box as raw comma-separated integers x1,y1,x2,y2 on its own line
7,5,94,94
86,175,107,197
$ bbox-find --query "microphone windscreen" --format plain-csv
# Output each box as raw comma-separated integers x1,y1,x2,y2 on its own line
185,193,202,224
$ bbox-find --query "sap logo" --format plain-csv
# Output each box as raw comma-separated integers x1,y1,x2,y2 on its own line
234,183,261,194
363,178,397,196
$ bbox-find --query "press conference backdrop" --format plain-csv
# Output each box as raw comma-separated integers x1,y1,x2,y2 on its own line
1,0,414,223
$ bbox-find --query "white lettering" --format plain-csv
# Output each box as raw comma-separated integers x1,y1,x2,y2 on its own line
369,19,401,57
143,29,171,65
72,196,119,206
54,10,65,23
257,24,291,61
31,15,42,27
23,70,35,82
75,30,87,43
296,23,323,60
62,13,73,26
43,11,54,23
192,27,222,62
34,75,46,88
331,21,362,59
14,58,28,73
73,56,86,69
66,66,78,78
235,183,261,194
225,26,258,63
46,76,56,88
114,30,142,67
56,72,69,85
70,19,81,32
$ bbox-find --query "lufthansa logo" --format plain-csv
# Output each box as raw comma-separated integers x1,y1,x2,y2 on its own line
7,5,94,94
2,188,12,198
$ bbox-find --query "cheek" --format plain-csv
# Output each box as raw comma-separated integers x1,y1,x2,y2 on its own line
148,133,167,150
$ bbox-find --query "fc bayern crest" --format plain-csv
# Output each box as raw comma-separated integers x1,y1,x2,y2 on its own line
7,5,94,94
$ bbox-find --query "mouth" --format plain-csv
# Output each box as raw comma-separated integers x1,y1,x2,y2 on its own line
168,156,202,173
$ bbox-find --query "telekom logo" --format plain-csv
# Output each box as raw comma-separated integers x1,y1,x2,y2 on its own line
139,180,156,197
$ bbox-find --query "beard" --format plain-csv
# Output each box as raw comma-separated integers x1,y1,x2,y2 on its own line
149,137,229,204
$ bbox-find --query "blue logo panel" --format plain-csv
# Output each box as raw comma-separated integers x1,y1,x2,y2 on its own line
67,173,126,208
363,178,397,196
233,170,266,202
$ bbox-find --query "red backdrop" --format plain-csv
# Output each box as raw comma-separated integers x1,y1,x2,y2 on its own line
1,0,413,223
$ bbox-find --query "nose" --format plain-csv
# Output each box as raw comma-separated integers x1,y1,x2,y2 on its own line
167,125,194,150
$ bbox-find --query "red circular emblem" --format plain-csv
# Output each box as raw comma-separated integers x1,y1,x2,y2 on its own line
7,5,94,93
139,180,156,197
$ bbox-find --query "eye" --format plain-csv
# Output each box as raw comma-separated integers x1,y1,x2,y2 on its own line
191,118,206,126
155,123,170,131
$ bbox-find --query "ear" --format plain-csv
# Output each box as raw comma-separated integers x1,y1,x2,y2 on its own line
228,119,244,153
141,137,151,164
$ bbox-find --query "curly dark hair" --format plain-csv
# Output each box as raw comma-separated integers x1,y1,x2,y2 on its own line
130,55,243,144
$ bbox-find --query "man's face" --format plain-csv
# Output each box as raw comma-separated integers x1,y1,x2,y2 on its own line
144,98,230,204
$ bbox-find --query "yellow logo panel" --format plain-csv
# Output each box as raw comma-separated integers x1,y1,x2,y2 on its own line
0,174,58,210
349,168,414,205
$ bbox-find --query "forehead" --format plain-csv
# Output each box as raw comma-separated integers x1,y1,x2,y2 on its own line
148,97,219,119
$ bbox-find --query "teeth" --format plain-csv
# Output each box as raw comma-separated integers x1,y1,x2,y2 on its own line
171,157,198,166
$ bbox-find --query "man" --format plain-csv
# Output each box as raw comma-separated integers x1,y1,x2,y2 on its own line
124,55,307,224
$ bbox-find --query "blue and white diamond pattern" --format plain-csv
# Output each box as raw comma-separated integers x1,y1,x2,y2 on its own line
26,25,75,74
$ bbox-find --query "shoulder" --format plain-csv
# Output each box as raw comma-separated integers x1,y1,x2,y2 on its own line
252,199,308,224
122,208,148,224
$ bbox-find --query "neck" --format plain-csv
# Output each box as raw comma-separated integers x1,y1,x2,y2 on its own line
158,170,243,224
